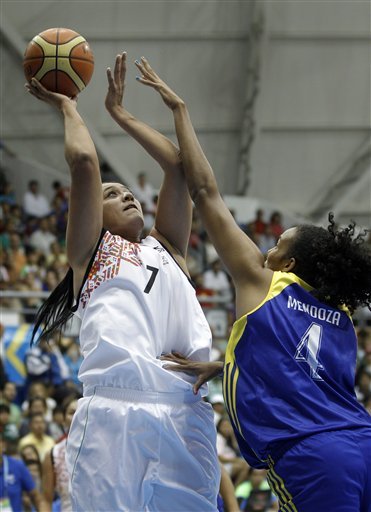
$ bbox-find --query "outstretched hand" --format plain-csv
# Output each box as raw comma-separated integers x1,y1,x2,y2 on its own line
135,56,184,111
105,52,127,113
160,352,224,394
25,78,77,110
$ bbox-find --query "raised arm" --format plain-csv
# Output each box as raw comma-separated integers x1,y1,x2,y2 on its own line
105,53,192,260
135,59,273,315
26,79,103,288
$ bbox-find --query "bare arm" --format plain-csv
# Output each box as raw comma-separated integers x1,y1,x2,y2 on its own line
219,464,240,512
135,59,274,315
41,449,55,511
28,488,49,512
105,53,192,259
26,80,102,281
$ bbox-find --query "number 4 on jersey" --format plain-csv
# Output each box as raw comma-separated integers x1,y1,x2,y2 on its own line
295,322,324,381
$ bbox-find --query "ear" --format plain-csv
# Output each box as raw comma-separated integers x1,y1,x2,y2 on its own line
283,257,296,272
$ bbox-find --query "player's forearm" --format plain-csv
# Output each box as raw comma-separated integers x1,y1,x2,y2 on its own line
172,102,219,201
108,105,181,172
61,101,99,170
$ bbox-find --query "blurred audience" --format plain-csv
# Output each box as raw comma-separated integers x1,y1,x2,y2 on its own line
23,180,51,220
1,174,370,510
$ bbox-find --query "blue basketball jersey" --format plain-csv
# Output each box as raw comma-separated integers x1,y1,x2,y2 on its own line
223,271,371,469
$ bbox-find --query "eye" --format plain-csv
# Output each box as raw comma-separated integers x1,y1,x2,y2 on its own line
106,191,117,198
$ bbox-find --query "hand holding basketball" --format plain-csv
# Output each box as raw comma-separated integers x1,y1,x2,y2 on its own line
25,77,77,111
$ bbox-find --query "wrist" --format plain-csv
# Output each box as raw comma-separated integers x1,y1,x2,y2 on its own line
172,99,186,112
60,99,77,115
214,360,224,377
108,105,132,123
107,104,124,117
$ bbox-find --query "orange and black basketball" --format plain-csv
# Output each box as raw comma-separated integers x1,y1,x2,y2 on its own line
23,28,94,97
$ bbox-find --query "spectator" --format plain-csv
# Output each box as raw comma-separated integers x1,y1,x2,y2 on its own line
46,241,68,268
0,381,22,428
259,225,277,256
131,171,156,218
50,196,68,243
355,367,371,403
235,468,278,512
8,205,25,235
20,444,41,465
203,232,219,267
42,396,78,512
19,397,50,438
24,458,43,500
48,406,65,441
51,181,69,204
268,211,284,242
62,341,83,393
0,434,47,512
29,217,57,256
24,341,65,391
203,258,232,301
23,180,51,219
18,413,55,462
216,417,249,487
248,209,266,246
6,233,27,282
20,248,44,281
42,269,59,292
209,393,226,426
131,171,156,232
0,403,19,443
21,382,56,424
0,181,16,206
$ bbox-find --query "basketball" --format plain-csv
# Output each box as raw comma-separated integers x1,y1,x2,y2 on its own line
23,28,94,97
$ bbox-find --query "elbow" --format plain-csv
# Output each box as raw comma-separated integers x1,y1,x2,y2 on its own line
189,182,218,206
67,151,96,173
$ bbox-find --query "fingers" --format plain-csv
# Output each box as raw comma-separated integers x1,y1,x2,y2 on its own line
120,51,127,81
106,68,114,86
135,56,158,82
162,364,188,373
171,351,187,359
159,352,188,363
193,377,204,394
25,79,47,100
114,54,121,83
135,77,156,88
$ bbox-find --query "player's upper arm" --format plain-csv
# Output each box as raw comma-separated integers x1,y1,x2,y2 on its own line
150,161,192,259
193,186,266,286
66,153,103,273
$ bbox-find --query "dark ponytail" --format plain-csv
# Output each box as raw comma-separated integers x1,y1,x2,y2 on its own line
31,267,75,345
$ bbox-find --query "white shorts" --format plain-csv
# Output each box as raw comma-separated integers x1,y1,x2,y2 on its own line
66,387,220,511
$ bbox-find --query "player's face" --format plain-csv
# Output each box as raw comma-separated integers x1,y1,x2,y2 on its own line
102,183,144,239
265,227,297,272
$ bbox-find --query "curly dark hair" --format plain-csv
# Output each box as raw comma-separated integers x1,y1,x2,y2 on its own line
287,213,371,312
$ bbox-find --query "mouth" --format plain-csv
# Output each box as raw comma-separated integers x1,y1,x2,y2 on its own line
123,204,138,211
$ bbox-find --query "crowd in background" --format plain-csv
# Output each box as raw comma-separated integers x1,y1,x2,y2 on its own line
1,168,370,512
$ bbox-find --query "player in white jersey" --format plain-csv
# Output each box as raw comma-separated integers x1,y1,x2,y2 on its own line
27,52,220,511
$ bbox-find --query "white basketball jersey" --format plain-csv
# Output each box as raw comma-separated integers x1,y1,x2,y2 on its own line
74,231,212,394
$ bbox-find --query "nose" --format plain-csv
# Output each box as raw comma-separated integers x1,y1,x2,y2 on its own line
122,191,134,202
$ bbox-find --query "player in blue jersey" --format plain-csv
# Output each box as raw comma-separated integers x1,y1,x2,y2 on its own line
135,57,371,512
